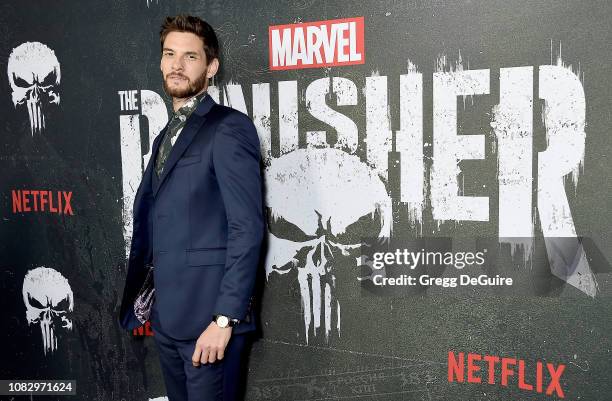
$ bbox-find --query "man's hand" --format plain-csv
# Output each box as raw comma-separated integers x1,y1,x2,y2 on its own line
192,321,233,366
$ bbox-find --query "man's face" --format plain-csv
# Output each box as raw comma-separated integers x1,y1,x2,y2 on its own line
160,31,217,99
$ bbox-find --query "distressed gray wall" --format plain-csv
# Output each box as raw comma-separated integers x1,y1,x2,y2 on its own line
1,1,611,400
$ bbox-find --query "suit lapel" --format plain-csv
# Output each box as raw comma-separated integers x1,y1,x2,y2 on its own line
153,94,216,197
148,116,171,191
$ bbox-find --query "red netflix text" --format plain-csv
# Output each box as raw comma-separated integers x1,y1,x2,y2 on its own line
12,190,74,215
132,321,154,337
448,351,565,398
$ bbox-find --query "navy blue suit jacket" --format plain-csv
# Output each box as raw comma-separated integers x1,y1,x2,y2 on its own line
119,94,264,340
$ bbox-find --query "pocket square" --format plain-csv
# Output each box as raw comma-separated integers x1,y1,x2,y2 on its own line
134,264,155,325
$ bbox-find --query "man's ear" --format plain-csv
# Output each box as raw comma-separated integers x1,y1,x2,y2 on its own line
206,58,219,78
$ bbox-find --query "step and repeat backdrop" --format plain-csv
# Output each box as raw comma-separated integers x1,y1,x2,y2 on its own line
1,1,611,400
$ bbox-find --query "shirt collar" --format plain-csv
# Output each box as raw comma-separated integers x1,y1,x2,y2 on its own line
173,90,208,119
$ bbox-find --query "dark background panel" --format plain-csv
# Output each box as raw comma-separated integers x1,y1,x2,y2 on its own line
0,1,610,400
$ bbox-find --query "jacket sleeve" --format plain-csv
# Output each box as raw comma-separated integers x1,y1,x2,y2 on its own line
119,140,156,330
211,111,265,320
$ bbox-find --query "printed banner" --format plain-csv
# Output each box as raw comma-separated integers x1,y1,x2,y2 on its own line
1,1,611,400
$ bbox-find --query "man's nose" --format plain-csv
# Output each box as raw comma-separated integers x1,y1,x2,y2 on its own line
171,56,184,71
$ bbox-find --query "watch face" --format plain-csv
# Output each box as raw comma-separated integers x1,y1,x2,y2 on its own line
216,315,229,328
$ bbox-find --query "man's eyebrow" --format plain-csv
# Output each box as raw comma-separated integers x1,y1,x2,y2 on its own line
161,48,199,56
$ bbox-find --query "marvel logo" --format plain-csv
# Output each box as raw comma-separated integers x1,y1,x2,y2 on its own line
269,17,365,70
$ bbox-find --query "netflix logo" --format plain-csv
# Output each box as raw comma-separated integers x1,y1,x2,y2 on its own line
269,16,365,70
133,321,154,337
11,190,74,215
448,351,566,398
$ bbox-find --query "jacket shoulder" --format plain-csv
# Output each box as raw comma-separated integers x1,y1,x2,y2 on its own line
210,104,252,124
210,105,258,141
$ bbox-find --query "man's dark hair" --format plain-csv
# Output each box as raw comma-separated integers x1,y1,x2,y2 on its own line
160,15,219,63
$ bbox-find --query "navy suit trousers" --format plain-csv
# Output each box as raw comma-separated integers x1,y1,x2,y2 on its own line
150,302,250,401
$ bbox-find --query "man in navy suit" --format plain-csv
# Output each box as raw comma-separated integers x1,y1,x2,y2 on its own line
119,15,264,401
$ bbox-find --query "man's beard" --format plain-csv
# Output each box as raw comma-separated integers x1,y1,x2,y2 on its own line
163,72,207,99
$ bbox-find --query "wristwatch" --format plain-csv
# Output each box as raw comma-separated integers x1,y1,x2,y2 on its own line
213,314,239,328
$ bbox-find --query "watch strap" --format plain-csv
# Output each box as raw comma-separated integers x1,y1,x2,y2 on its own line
212,314,240,327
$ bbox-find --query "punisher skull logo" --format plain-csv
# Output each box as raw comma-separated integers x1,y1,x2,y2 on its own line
22,267,73,355
7,42,61,135
264,148,392,343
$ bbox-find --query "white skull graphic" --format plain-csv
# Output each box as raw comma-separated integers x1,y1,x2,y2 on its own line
265,148,392,343
7,42,61,135
22,267,73,355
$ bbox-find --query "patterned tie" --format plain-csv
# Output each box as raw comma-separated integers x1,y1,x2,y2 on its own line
155,91,207,177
